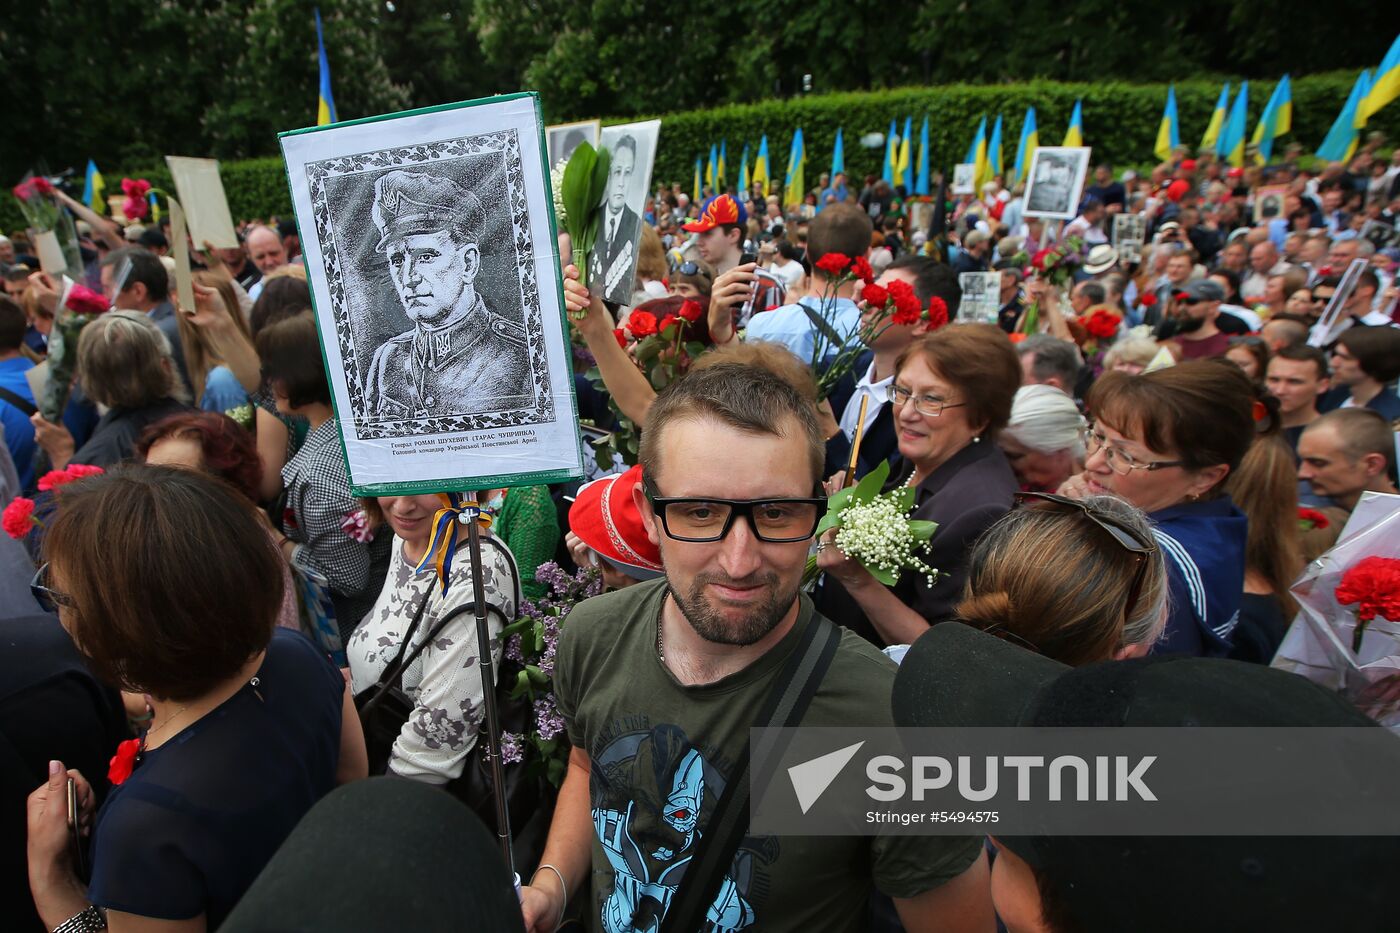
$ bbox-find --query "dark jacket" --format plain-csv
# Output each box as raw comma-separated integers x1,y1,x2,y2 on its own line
71,397,192,468
817,441,1018,648
823,351,899,481
1317,386,1400,422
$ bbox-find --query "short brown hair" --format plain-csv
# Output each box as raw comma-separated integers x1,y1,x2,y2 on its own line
688,340,818,401
1272,344,1328,380
42,465,283,700
957,495,1167,664
0,294,25,351
256,311,330,409
894,324,1021,435
807,203,874,269
640,362,824,487
1087,360,1254,480
1311,408,1396,474
1336,326,1400,384
77,310,179,409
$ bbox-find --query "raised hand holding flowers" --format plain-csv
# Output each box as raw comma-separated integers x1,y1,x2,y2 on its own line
808,459,940,588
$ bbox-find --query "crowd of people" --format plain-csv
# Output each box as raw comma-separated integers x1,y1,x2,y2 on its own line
2,135,1399,933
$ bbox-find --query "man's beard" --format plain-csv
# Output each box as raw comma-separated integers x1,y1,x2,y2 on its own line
667,571,797,647
1174,314,1205,333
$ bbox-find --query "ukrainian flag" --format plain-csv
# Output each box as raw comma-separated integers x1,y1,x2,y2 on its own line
914,116,930,196
964,115,987,184
1222,82,1250,168
1251,75,1292,165
1155,86,1180,163
315,8,337,126
754,136,770,196
986,114,1004,187
1317,70,1373,162
82,160,105,215
1202,83,1230,155
783,128,805,209
895,117,912,188
831,128,845,177
693,158,702,203
740,144,751,195
1013,107,1038,184
718,140,727,191
1359,33,1400,122
705,145,716,192
883,119,898,184
1063,100,1083,147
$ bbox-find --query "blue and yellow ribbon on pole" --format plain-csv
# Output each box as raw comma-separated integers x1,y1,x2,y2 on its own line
412,492,496,596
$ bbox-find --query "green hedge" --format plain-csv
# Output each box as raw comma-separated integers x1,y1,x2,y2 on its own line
5,74,1395,237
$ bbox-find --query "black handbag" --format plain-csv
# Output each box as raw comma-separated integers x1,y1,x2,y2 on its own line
354,536,555,870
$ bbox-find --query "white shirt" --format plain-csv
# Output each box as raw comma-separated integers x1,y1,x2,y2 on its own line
771,257,805,289
838,360,893,440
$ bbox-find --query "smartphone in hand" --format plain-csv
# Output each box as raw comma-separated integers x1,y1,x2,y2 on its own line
67,777,86,877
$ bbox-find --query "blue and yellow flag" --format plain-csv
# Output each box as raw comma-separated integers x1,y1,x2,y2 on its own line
1317,70,1373,163
783,128,805,209
985,114,1004,188
895,117,912,188
718,140,727,191
705,145,716,192
914,116,930,197
883,119,898,184
754,136,771,196
739,143,751,195
1222,82,1250,168
1013,107,1038,184
315,8,337,125
1251,75,1292,165
1359,33,1400,122
148,192,161,224
693,157,702,203
1202,83,1230,155
964,115,987,183
82,160,105,215
831,128,845,178
1063,100,1083,147
1155,86,1180,163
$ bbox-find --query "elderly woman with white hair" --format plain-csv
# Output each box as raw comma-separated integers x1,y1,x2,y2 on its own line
998,384,1087,493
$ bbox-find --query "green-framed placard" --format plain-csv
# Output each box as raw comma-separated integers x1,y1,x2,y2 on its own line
278,91,585,497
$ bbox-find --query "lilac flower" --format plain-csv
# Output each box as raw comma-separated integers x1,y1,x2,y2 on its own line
534,695,566,742
499,732,525,765
504,634,524,663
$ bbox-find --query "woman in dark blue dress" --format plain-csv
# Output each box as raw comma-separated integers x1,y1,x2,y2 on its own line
25,464,366,932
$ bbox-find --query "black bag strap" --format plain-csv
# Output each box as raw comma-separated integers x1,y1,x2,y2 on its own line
0,386,38,418
660,614,842,933
359,535,521,716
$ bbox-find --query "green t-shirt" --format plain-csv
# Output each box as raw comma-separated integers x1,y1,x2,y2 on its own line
554,578,981,932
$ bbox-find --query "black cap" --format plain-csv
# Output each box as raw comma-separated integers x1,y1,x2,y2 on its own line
137,228,168,250
892,623,1395,932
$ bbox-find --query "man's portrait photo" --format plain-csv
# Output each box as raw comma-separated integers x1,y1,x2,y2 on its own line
588,119,661,306
362,169,532,420
547,119,600,169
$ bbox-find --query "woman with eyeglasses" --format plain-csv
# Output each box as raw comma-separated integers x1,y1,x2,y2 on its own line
25,465,365,933
816,324,1021,648
1059,360,1253,657
956,493,1168,664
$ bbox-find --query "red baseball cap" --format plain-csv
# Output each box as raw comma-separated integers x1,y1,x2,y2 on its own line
682,194,747,233
568,466,663,577
1180,159,1198,171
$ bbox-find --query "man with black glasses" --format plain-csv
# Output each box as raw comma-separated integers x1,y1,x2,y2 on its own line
518,363,992,933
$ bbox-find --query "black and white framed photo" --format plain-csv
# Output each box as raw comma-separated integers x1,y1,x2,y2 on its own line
951,163,976,195
1112,213,1146,263
1024,147,1091,220
546,119,600,169
279,92,584,495
958,271,1001,325
588,119,661,306
1361,219,1400,252
1253,184,1287,226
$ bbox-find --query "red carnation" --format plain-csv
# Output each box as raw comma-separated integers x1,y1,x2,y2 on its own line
627,310,658,338
2,497,37,539
122,196,149,221
861,283,889,308
815,252,852,276
11,180,33,200
614,328,628,348
120,178,151,198
678,299,703,322
1297,507,1330,531
1030,248,1053,272
887,279,922,320
33,177,55,195
108,738,140,785
658,313,680,334
65,464,105,479
926,296,949,330
64,284,109,316
1174,292,1191,303
1084,309,1122,339
1139,292,1158,308
852,256,875,285
37,470,77,493
1335,557,1400,623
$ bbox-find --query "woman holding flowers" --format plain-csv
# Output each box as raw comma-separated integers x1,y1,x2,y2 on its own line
816,324,1021,647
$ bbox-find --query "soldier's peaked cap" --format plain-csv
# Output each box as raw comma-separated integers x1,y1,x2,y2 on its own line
372,170,486,252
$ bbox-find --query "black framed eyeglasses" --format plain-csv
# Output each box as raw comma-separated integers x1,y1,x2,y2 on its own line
643,478,827,543
1014,492,1158,622
30,563,76,614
